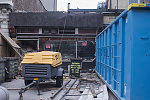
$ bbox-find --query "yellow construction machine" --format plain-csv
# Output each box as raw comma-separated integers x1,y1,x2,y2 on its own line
21,51,64,87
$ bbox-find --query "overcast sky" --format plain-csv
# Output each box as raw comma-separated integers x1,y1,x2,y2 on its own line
57,0,105,11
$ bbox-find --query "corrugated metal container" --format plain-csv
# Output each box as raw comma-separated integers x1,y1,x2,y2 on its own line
0,59,6,84
70,58,82,77
13,59,19,76
4,57,19,81
95,4,150,100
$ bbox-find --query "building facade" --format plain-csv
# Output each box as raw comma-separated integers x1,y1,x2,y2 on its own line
106,0,150,9
12,0,46,12
106,0,128,9
9,12,102,59
0,4,12,34
129,0,150,4
0,0,46,57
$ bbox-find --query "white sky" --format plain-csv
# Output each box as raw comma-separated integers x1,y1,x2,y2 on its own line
57,0,105,11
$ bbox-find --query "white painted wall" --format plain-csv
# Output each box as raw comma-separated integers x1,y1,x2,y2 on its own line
40,0,57,11
75,28,78,34
0,0,13,6
0,0,12,2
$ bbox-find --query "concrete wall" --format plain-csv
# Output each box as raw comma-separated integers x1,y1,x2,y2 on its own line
0,5,11,35
0,35,17,57
0,35,15,57
129,0,138,4
103,16,117,25
138,0,150,3
107,0,128,9
0,35,8,57
107,0,150,9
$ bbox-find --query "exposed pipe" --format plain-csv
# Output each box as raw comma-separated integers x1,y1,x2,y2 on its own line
50,80,71,99
68,3,70,11
117,0,118,9
110,0,111,9
76,41,78,58
60,79,77,100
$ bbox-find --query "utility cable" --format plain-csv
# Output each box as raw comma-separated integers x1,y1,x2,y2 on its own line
58,12,68,52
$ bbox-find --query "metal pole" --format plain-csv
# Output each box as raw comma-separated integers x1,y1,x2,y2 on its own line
65,95,81,96
60,79,77,100
56,0,57,11
37,80,41,95
50,80,71,99
110,0,111,9
18,81,36,100
117,0,118,9
18,93,23,100
138,0,140,3
37,39,39,51
76,41,78,58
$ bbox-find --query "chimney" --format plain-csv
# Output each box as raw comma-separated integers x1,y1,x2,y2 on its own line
68,3,70,11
